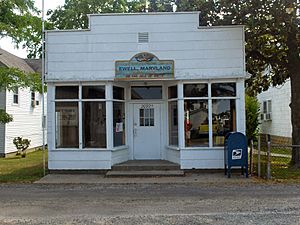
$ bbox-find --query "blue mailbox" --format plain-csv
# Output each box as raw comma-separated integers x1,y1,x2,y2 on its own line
224,132,248,178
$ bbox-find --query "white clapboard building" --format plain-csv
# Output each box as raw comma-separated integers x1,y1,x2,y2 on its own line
257,80,292,144
0,48,45,156
46,12,247,170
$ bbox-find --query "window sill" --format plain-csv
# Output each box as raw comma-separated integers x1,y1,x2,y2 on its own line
166,145,180,151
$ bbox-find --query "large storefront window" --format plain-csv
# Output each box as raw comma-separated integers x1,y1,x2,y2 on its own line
55,85,107,149
55,102,79,148
113,86,126,147
182,82,237,148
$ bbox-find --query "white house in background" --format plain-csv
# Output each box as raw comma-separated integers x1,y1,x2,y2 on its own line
46,12,247,170
257,80,292,144
0,48,45,157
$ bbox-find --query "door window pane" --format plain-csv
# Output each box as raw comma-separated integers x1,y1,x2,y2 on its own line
212,99,236,146
184,100,209,147
184,84,208,97
82,86,105,99
139,108,154,127
113,102,125,147
56,86,79,99
55,102,79,148
168,101,178,146
212,83,236,97
83,102,106,148
131,86,162,99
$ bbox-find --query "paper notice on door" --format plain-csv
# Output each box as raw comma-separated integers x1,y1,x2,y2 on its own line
116,122,123,132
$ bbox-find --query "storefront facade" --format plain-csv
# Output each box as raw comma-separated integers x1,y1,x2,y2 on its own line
46,12,246,170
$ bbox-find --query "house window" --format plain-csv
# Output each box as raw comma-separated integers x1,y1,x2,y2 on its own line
31,92,36,107
13,87,19,104
113,86,125,147
261,100,272,121
182,82,237,147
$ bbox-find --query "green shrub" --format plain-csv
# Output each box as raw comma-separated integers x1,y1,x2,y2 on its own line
245,95,260,142
13,137,31,158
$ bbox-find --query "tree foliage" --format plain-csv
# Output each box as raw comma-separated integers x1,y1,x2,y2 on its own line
0,0,42,58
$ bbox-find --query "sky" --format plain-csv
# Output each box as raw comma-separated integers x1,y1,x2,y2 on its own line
0,0,65,58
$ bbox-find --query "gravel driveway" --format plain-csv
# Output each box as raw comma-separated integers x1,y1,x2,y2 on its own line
0,182,299,225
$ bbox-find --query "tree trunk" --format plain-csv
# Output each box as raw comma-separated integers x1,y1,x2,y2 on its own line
288,11,300,166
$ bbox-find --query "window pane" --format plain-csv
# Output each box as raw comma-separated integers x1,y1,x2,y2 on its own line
131,86,162,99
56,86,78,99
211,83,236,97
212,99,236,146
113,86,125,100
113,102,125,147
184,84,208,97
82,86,105,99
168,101,178,146
184,100,209,147
83,102,106,148
55,102,79,148
168,85,177,99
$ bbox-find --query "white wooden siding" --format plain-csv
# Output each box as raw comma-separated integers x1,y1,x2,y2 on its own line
0,91,6,155
257,80,292,138
165,148,180,164
48,151,111,169
111,148,129,165
180,149,224,169
46,13,245,82
5,88,46,154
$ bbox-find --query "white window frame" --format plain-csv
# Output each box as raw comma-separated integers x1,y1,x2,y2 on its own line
180,81,238,149
261,99,272,121
54,83,108,150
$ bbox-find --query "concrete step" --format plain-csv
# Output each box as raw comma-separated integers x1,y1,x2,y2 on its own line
112,160,180,171
106,170,185,178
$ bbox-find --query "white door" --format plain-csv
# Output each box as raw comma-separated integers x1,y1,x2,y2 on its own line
133,103,161,159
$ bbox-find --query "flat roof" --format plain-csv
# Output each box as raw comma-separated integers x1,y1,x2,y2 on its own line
87,11,200,17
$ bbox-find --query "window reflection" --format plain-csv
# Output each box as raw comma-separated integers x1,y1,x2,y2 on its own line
184,100,209,147
211,83,236,97
131,86,162,99
184,84,208,97
212,99,236,146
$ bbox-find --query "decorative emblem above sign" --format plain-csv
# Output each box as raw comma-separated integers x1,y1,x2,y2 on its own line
115,52,174,80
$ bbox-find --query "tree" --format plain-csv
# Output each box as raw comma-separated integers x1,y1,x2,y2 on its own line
48,0,131,30
0,0,42,58
176,0,300,165
0,1,44,124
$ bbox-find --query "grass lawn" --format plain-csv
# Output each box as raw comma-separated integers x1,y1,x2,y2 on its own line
252,153,300,181
0,150,47,183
